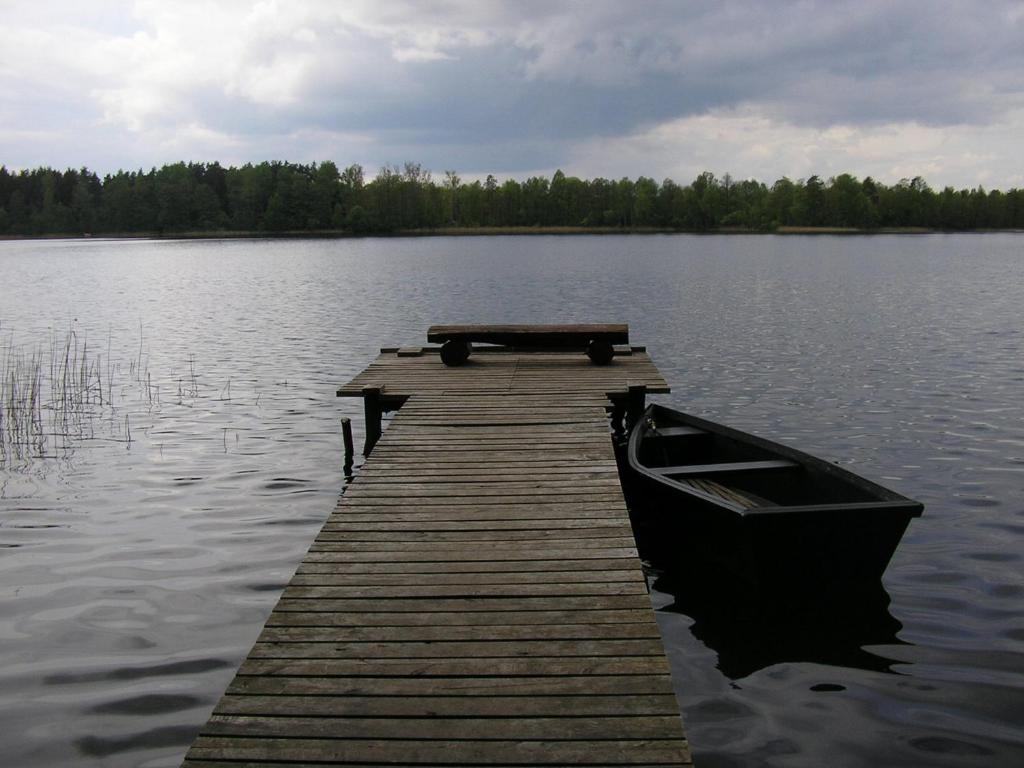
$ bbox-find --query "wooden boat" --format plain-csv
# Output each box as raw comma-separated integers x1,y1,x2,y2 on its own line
623,404,923,594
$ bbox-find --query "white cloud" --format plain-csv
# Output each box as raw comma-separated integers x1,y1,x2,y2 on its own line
2,0,1024,187
562,106,1024,189
154,121,243,157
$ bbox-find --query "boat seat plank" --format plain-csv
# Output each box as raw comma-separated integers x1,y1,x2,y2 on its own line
677,477,767,509
655,459,798,476
652,426,705,437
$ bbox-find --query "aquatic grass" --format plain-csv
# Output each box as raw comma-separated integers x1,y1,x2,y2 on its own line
1,342,46,461
1,324,254,469
0,326,150,465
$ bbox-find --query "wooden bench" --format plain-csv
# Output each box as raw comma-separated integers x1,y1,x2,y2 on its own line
427,324,629,366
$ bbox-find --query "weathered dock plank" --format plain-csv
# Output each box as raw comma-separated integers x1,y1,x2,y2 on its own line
182,334,690,767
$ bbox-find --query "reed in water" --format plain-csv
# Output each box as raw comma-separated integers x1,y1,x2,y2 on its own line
0,326,143,465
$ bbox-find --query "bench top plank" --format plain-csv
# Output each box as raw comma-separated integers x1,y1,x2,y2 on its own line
427,323,629,346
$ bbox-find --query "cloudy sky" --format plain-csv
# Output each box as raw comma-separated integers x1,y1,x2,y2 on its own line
3,0,1023,188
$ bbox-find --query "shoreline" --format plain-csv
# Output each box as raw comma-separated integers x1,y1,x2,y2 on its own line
2,225,1022,241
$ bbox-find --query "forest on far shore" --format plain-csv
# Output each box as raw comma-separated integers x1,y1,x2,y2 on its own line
2,161,1023,237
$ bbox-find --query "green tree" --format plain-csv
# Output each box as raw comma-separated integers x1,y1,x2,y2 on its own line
154,163,194,231
500,178,523,225
345,204,371,233
827,173,874,228
442,170,461,224
226,163,273,230
796,175,825,226
310,161,341,228
336,164,364,226
633,177,659,227
192,183,226,229
689,171,722,230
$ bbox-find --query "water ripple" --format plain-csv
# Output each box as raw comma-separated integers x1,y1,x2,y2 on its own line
1,234,1023,767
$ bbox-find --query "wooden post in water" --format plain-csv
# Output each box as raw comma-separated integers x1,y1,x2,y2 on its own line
340,416,354,477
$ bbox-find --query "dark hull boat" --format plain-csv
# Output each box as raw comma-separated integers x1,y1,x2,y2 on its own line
623,404,923,595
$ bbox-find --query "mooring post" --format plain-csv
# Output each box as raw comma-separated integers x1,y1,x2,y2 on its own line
625,384,647,431
340,416,354,477
362,385,384,455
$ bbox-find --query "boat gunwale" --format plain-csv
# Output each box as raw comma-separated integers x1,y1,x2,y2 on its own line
628,403,924,518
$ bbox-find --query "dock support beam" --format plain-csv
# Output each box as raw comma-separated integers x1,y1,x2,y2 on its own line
626,384,647,432
362,386,383,455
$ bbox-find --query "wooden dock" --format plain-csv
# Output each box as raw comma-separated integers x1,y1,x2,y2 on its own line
182,333,692,766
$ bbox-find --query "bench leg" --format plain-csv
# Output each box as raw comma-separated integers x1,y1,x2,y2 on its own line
440,340,472,366
586,339,614,365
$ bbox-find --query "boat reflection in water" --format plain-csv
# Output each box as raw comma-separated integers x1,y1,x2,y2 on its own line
636,531,908,680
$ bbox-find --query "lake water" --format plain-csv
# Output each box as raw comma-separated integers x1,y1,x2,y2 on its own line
1,234,1022,767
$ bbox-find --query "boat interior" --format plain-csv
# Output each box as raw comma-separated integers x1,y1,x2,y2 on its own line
636,409,890,509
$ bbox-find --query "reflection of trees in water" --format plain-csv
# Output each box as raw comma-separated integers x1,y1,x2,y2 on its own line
640,542,909,681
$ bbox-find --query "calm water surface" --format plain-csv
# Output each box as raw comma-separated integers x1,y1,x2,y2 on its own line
1,234,1022,766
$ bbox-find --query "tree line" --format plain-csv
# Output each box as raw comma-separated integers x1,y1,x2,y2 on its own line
2,160,1022,236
